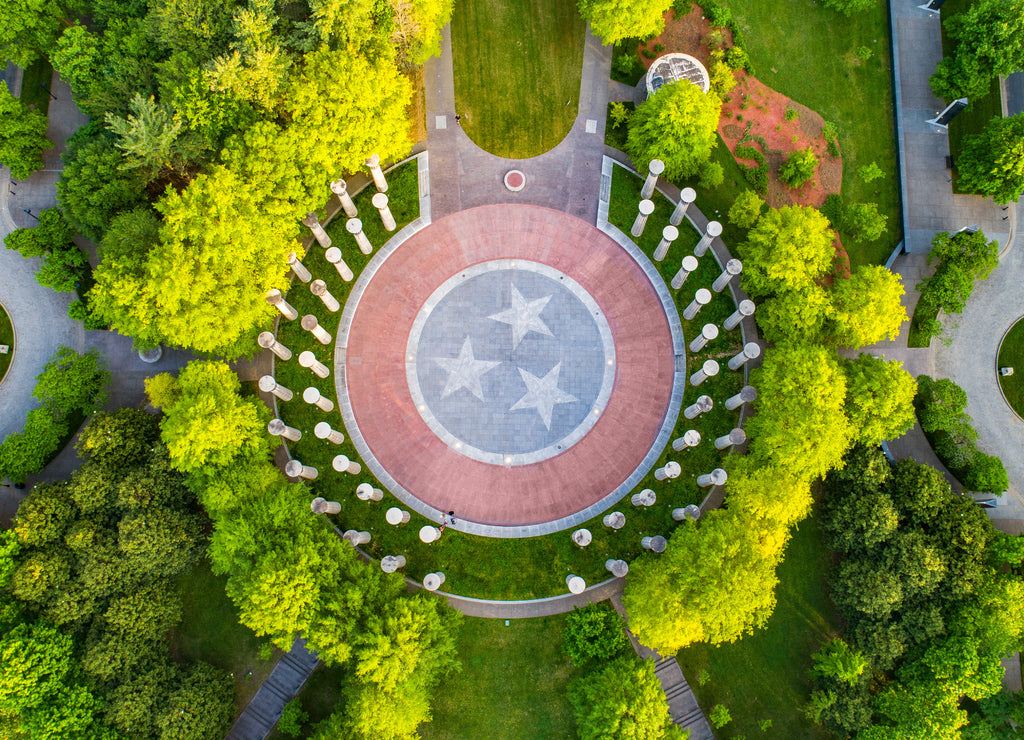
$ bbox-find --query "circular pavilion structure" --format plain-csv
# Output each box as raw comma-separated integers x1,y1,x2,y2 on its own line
645,53,711,97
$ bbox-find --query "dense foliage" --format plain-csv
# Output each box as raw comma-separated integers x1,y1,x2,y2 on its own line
930,0,1024,101
578,0,673,45
563,603,631,666
0,82,52,179
955,113,1024,205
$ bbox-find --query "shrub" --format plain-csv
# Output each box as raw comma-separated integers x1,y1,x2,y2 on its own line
710,704,733,729
744,162,768,193
699,160,724,189
609,101,631,129
725,45,748,70
734,144,764,164
0,408,68,483
562,604,630,666
856,45,873,61
822,193,844,226
785,108,798,121
779,147,818,187
654,43,665,52
642,48,656,59
728,190,765,228
710,60,737,95
822,121,839,141
842,202,887,242
857,162,884,183
277,699,307,738
702,0,733,27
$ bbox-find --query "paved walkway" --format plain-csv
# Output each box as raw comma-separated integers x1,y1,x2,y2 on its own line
889,0,1010,255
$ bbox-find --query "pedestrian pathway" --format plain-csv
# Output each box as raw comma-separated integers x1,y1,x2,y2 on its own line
225,638,320,740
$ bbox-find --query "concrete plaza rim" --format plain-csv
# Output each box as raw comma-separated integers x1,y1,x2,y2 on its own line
995,315,1024,425
334,204,687,538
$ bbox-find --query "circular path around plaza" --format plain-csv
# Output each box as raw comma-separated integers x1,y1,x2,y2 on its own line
336,204,685,537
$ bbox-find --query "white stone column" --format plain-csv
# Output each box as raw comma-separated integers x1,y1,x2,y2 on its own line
310,497,341,514
285,459,318,480
266,289,298,320
690,359,720,387
641,158,665,199
605,559,629,577
268,418,301,442
653,225,679,262
343,529,372,546
287,252,312,283
672,429,701,451
688,323,719,353
258,375,293,402
654,462,681,480
671,255,700,290
303,386,335,412
420,525,441,543
723,299,756,331
330,179,358,218
385,507,411,525
310,279,340,312
302,212,332,249
694,221,723,257
712,259,742,293
423,572,446,591
682,288,712,321
324,247,354,282
381,555,406,573
697,468,728,487
314,421,344,444
672,504,702,522
332,454,361,474
670,187,698,226
725,385,758,410
602,511,625,529
298,350,330,379
372,192,396,231
566,575,586,594
728,342,761,371
631,199,655,238
641,536,667,553
346,218,373,254
683,395,713,420
356,483,384,501
366,154,388,192
572,529,592,547
715,428,747,450
631,488,656,506
301,314,332,345
257,331,292,361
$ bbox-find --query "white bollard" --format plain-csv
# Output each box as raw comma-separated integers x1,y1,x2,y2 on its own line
366,154,388,192
257,331,292,361
672,429,701,451
688,323,719,353
356,482,384,501
653,225,679,262
690,359,720,387
672,504,702,522
712,259,742,293
728,342,762,371
631,199,656,238
715,428,747,450
671,187,698,226
324,247,354,282
302,212,332,249
381,555,406,573
303,386,335,412
566,575,586,594
641,536,667,553
310,497,341,514
332,454,362,474
298,350,330,379
310,279,340,313
386,507,411,525
603,511,626,529
330,179,358,218
258,375,293,402
631,489,656,506
346,218,373,254
372,192,396,231
723,299,756,331
682,288,712,321
694,220,722,257
641,158,665,199
683,395,713,419
301,314,332,345
671,255,700,290
314,421,344,444
287,252,312,283
419,525,441,543
697,468,728,487
725,385,758,410
266,289,298,320
285,460,318,480
572,529,592,547
423,572,446,591
654,462,682,480
605,559,629,577
343,529,372,547
268,418,301,442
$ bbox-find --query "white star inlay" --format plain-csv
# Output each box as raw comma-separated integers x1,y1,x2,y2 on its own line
509,362,577,430
434,337,500,401
489,285,554,349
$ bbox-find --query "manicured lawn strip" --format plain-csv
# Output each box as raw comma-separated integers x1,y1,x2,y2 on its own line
277,163,742,600
997,317,1024,418
19,58,53,116
451,0,586,158
170,560,280,713
718,0,900,266
419,615,578,740
676,510,839,739
0,302,13,384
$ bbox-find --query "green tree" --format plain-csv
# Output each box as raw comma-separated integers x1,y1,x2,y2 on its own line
728,189,765,228
563,604,630,666
842,202,887,241
105,93,199,182
155,662,235,740
0,82,52,180
930,0,1024,100
842,355,917,444
756,284,832,345
857,162,884,183
0,0,78,67
0,407,68,484
626,81,721,181
33,346,110,416
956,114,1024,204
738,205,835,296
829,265,906,347
831,558,905,619
577,0,673,45
569,657,681,740
779,146,818,187
390,0,455,65
3,208,74,260
77,408,161,471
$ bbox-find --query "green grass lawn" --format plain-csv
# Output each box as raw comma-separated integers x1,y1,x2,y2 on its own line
717,0,900,266
276,163,742,600
998,317,1024,418
0,302,13,384
19,58,53,116
420,615,578,740
451,0,586,158
170,560,281,714
676,509,840,739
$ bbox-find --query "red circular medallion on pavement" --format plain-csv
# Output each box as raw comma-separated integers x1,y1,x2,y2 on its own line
337,205,682,537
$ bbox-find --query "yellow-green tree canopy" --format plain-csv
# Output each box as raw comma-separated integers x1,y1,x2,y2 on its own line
830,265,906,348
739,205,835,296
578,0,672,46
843,354,917,445
626,81,722,181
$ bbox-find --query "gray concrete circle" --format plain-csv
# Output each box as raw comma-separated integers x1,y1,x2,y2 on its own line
405,259,616,465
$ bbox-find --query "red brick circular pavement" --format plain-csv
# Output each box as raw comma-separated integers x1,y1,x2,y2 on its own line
341,205,677,532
